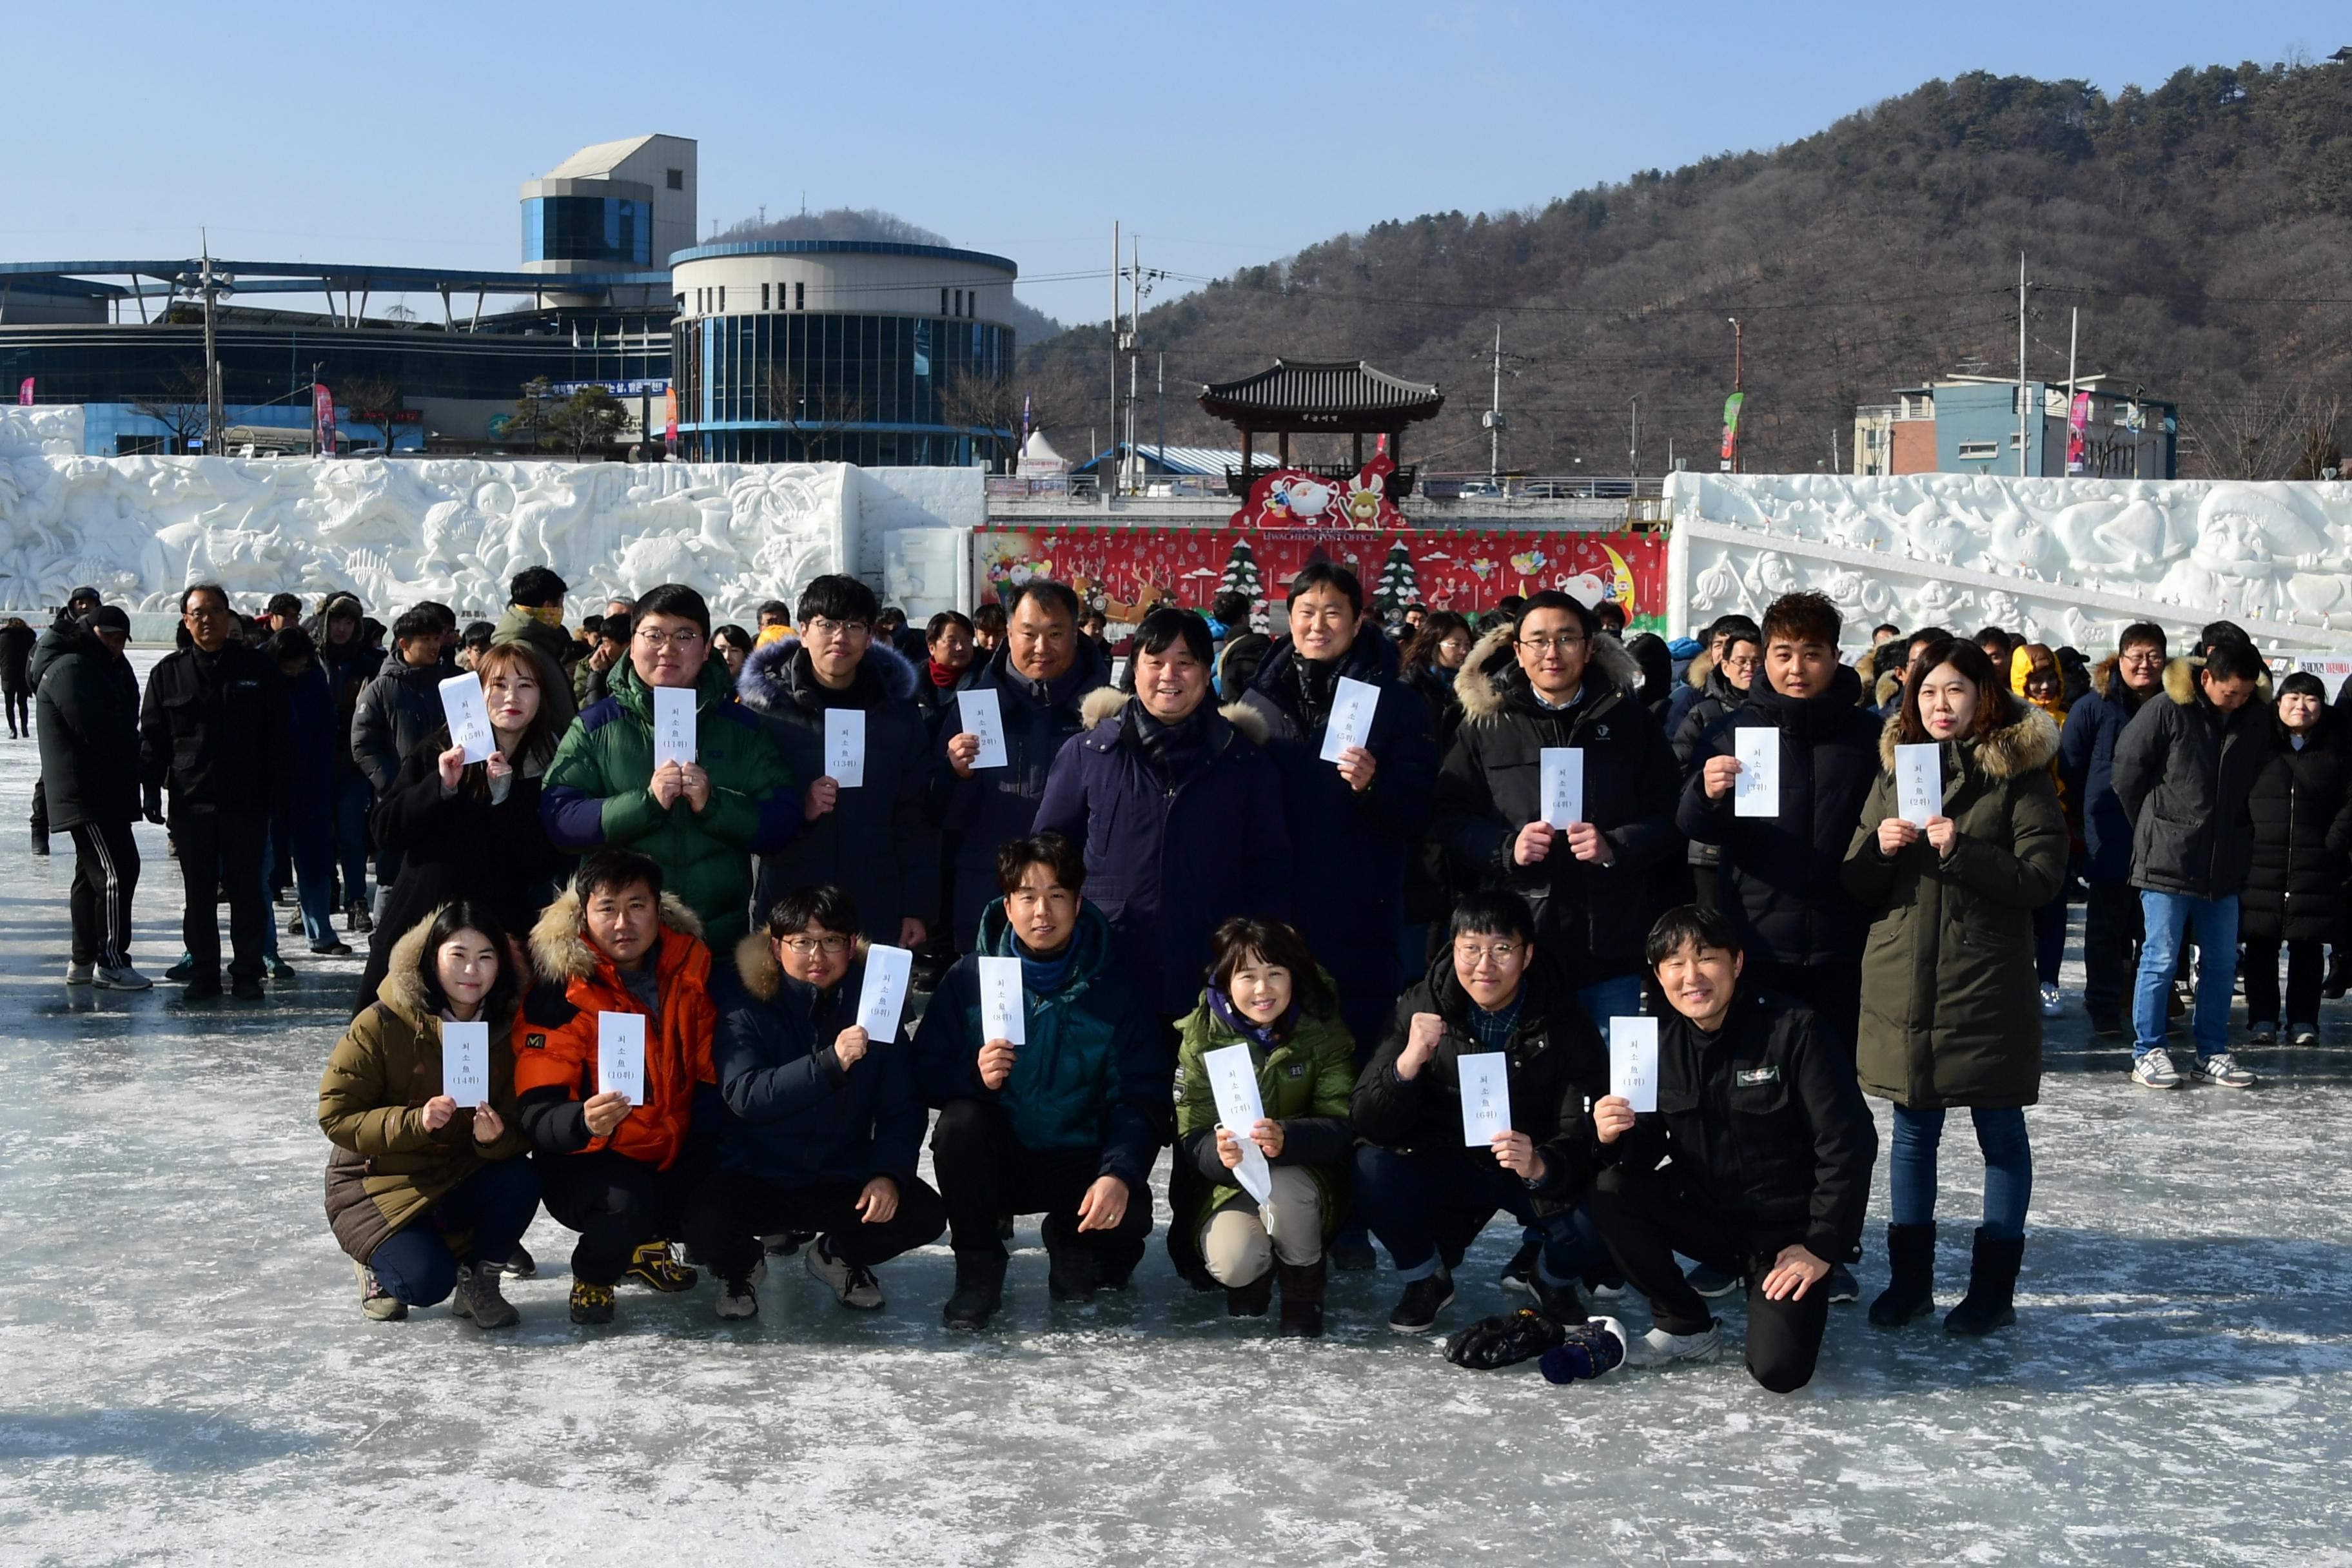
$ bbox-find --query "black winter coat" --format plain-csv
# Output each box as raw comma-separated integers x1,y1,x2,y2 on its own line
1351,952,1606,1210
1238,630,1438,1042
912,658,985,744
138,643,288,814
1598,986,1877,1264
0,621,35,691
2111,657,2271,899
1433,626,1681,988
737,637,939,942
710,937,928,1191
938,638,1113,945
34,620,141,828
351,660,448,796
2057,657,2157,884
2238,714,2352,943
357,732,570,1009
1677,668,1881,966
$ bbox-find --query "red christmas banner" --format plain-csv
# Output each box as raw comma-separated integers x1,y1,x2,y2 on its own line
975,524,1666,639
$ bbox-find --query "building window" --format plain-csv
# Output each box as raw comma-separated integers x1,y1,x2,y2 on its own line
667,168,684,190
941,288,949,317
718,286,725,313
761,283,770,311
1956,440,2000,460
796,282,805,309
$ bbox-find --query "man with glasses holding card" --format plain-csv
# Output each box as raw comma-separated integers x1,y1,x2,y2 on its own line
1235,564,1438,1055
515,850,722,1325
1435,589,1679,1029
1351,890,1609,1336
542,583,799,959
736,574,937,950
914,834,1164,1331
1586,906,1876,1391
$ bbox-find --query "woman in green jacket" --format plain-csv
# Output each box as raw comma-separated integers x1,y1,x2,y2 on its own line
1173,917,1357,1337
1842,637,2065,1341
318,900,537,1328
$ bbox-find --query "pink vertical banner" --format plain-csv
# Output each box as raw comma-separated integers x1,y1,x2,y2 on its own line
2067,391,2089,475
16,377,31,405
313,384,336,456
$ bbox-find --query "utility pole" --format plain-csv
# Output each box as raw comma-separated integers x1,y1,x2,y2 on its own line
1155,350,1165,473
1727,317,1743,475
200,231,224,455
1484,322,1506,483
2016,251,2030,478
2064,304,2080,476
1629,395,1640,478
1126,234,1141,494
1108,220,1119,493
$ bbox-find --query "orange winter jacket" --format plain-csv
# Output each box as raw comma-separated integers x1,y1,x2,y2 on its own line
513,886,718,1170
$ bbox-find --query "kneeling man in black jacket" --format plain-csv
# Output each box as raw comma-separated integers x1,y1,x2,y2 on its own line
1588,905,1877,1393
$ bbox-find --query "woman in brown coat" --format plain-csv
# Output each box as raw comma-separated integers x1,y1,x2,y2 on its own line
1842,637,2065,1340
319,901,537,1326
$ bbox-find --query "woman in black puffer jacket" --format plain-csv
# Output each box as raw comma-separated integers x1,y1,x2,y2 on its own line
2240,672,2352,1045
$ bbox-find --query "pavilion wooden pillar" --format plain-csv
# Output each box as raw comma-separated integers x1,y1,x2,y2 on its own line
1279,429,1289,467
1239,427,1252,487
1353,431,1364,469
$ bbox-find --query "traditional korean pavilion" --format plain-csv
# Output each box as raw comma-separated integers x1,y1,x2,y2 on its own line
1199,360,1445,497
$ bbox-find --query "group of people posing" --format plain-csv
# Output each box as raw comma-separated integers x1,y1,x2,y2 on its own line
37,553,2308,1392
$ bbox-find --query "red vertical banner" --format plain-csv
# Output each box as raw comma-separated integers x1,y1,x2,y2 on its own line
974,526,1667,640
15,377,31,406
313,384,336,456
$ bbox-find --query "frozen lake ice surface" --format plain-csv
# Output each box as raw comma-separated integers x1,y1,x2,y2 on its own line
2,654,2350,1565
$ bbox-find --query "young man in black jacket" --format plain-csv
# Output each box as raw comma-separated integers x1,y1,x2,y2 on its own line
1587,906,1878,1393
139,583,289,1000
1351,889,1611,1335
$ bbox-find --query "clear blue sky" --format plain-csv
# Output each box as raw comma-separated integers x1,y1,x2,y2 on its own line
3,2,2340,325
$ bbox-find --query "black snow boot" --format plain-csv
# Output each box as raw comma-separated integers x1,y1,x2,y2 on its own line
942,1251,1006,1332
1224,1269,1274,1318
1943,1229,2023,1337
1277,1260,1326,1338
1868,1222,1937,1328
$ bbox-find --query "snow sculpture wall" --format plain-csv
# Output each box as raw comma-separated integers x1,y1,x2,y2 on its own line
0,406,931,623
1665,471,2352,656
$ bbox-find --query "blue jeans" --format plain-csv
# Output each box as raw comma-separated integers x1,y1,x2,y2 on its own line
2133,890,2239,1061
364,1158,542,1307
331,772,371,909
1577,974,1644,1028
286,803,340,950
1890,1106,2032,1240
1352,1144,1607,1285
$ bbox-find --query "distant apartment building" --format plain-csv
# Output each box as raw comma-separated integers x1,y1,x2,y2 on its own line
1852,374,2176,480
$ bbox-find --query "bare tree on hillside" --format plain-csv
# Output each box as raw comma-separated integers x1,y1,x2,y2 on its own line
2183,384,2344,480
130,360,211,455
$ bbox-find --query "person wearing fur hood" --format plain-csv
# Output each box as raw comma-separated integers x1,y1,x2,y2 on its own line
513,850,721,1324
1842,637,2066,1339
1431,589,1681,1021
1032,606,1293,1021
734,575,939,948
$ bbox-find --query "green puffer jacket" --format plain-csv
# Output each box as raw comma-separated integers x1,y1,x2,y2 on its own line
538,656,799,955
1841,696,2068,1111
1171,983,1357,1240
318,914,529,1264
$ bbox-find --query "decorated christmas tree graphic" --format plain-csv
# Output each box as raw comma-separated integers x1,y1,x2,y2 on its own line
1372,539,1420,611
1219,536,1264,603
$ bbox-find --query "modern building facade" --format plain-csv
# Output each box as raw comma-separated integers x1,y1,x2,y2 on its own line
1854,373,2177,480
667,242,1016,465
1,136,1023,466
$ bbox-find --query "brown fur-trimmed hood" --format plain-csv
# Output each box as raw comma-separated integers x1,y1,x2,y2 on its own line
529,883,705,986
1683,647,1716,690
729,929,872,1002
1078,688,1269,745
373,906,522,1034
1453,620,1644,723
1877,693,2061,779
2159,652,2272,709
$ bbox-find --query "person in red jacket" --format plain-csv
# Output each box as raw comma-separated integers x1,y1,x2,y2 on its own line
515,848,721,1324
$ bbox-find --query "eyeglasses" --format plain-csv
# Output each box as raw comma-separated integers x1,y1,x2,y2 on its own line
805,616,870,640
634,627,703,650
1453,940,1522,966
780,935,852,956
1438,638,1471,654
1721,654,1759,673
1517,634,1586,654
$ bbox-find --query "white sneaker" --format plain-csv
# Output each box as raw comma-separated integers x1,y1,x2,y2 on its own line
64,961,93,985
805,1236,885,1310
95,965,153,991
2290,1024,2320,1047
2132,1048,2182,1090
2191,1052,2259,1089
715,1273,758,1320
1623,1320,1721,1368
2039,984,2062,1017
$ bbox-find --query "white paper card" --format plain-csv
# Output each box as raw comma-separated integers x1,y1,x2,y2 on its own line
959,688,1008,770
438,674,496,765
1202,1043,1274,1204
825,707,867,788
596,1012,646,1103
1896,743,1943,827
1319,676,1381,763
1540,746,1584,829
1458,1051,1513,1146
856,944,915,1043
440,1021,491,1108
652,685,696,769
1112,657,1130,688
1609,1016,1660,1114
977,955,1026,1046
1734,728,1780,818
